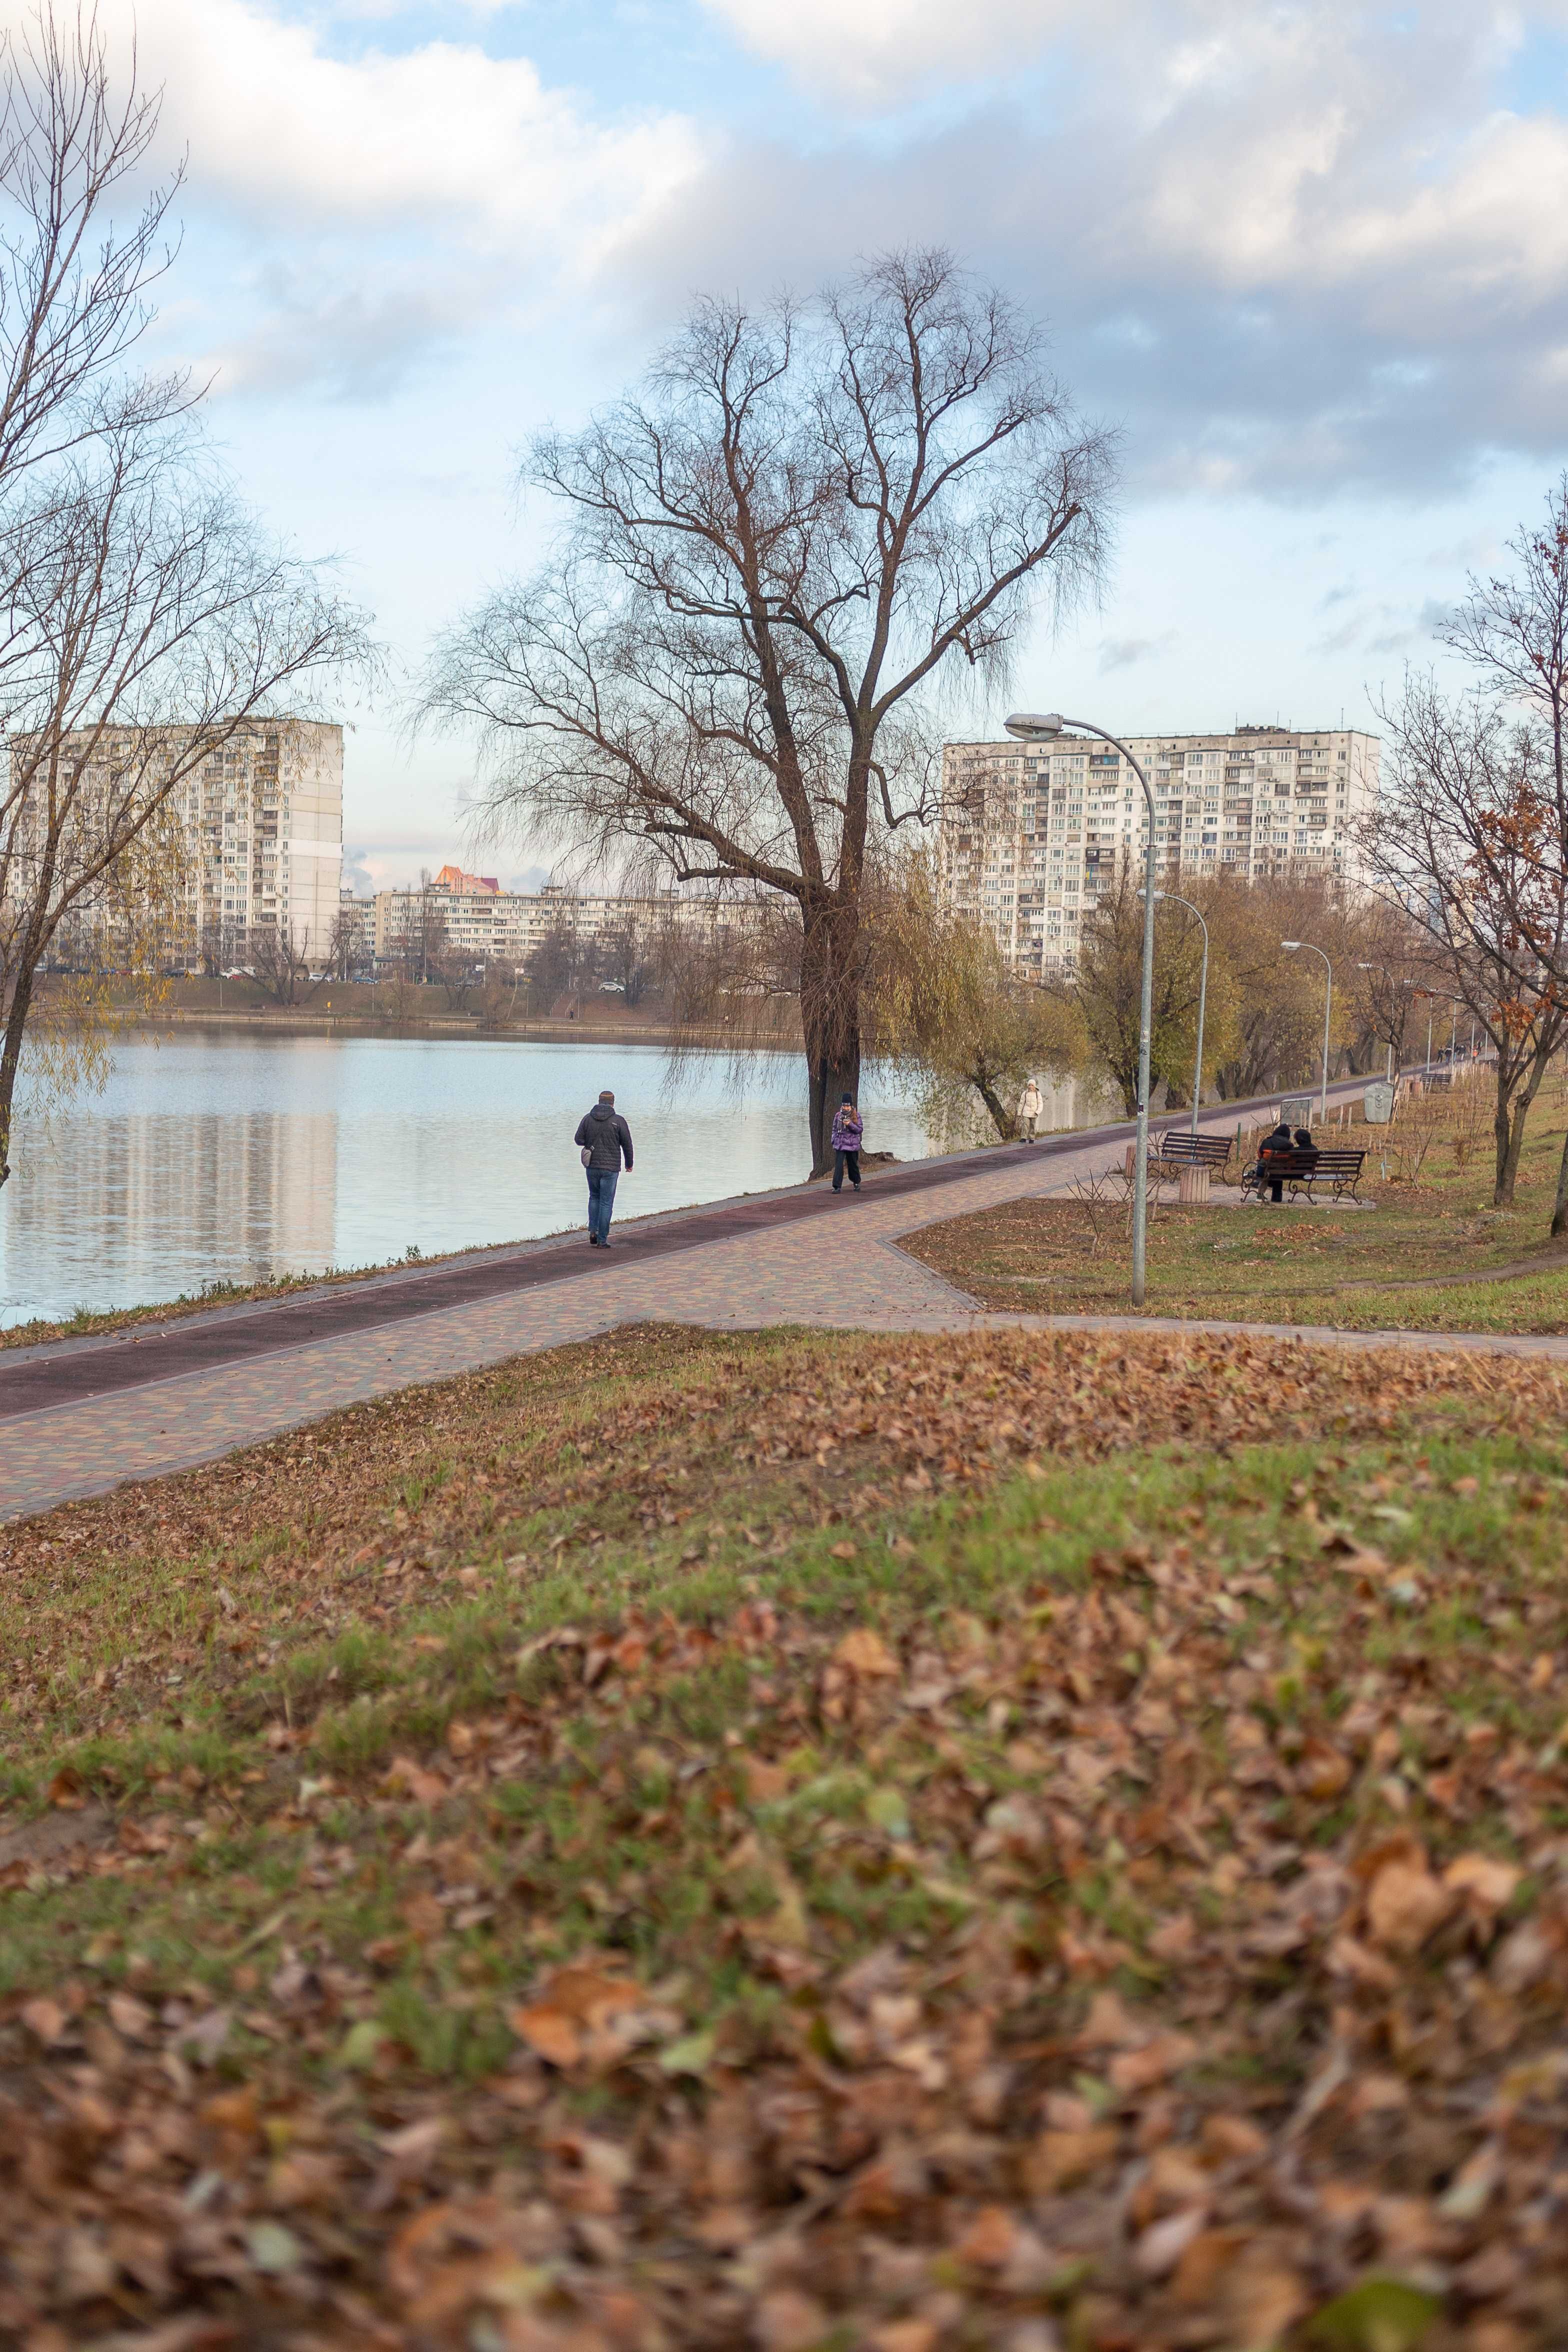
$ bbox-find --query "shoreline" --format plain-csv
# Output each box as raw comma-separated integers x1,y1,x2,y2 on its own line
90,1009,796,1048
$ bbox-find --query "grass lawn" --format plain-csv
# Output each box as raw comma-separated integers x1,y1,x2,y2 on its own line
904,1088,1568,1334
4,1322,1568,2346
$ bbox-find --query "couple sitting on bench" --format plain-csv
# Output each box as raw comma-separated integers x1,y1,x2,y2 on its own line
1254,1122,1316,1204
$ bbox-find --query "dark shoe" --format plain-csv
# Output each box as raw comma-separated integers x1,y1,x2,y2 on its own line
852,1182,861,1190
832,1182,842,1193
588,1234,601,1246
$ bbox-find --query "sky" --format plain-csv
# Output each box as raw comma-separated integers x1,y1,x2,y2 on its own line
40,0,1568,889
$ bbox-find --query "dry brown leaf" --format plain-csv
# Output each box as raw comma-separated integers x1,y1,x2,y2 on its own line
1026,2125,1120,2193
1110,2030,1199,2094
1444,1853,1521,1912
834,1626,900,1678
1366,1858,1451,1953
19,1996,65,2046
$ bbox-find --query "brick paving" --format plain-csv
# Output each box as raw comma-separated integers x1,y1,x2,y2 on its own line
3,1080,1530,1524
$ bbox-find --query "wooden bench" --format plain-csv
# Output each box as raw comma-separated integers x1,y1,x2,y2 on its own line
1241,1146,1367,1204
1150,1130,1233,1178
1106,1130,1233,1204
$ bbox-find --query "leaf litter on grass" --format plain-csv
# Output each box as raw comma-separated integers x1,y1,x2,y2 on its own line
3,1324,1568,2346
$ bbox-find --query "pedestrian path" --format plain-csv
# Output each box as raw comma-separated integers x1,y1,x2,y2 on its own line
0,1080,1512,1523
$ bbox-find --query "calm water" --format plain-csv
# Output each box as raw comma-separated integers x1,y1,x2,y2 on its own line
0,1030,1114,1328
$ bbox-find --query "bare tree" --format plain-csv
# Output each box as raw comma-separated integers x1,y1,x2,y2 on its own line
524,916,589,1014
1366,674,1568,1204
382,875,448,988
246,919,326,1008
422,250,1113,1170
0,9,367,1186
327,900,374,983
1341,901,1428,1086
596,908,655,1008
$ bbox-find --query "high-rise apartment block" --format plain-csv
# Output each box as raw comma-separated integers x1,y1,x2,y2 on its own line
938,724,1379,968
176,720,342,960
17,716,344,969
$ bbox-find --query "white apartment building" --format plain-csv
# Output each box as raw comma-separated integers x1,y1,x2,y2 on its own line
938,724,1379,969
17,717,344,968
178,720,342,959
336,890,376,970
373,870,754,967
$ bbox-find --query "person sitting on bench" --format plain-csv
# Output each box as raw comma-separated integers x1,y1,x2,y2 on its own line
1257,1120,1293,1204
1292,1126,1319,1174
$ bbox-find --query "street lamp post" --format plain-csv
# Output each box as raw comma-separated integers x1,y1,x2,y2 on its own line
1142,886,1208,1137
1007,710,1157,1305
1284,940,1332,1124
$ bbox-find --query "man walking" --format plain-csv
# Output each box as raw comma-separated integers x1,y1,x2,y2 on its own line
1017,1076,1042,1142
575,1088,634,1247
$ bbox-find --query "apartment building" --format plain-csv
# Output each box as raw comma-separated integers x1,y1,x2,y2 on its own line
17,717,344,968
180,720,342,960
938,724,1379,969
372,872,752,967
335,890,376,972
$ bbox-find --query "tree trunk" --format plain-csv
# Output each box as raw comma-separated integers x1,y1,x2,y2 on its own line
800,900,862,1176
1494,1042,1552,1206
1552,1129,1568,1240
972,1065,1014,1140
1494,1093,1526,1205
0,966,36,1188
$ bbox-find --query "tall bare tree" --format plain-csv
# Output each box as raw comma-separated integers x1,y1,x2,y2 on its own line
422,250,1113,1170
1365,674,1568,1205
0,8,367,1186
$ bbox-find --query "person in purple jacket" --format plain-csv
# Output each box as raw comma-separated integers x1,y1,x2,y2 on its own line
830,1094,863,1193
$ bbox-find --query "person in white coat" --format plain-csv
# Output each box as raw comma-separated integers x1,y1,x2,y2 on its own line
1018,1077,1042,1142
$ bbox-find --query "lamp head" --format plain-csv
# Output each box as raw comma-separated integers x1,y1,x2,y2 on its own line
1004,712,1066,742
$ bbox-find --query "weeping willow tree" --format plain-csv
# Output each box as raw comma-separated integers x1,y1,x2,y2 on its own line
866,858,1088,1143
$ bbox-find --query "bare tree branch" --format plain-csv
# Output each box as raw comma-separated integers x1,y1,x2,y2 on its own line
420,248,1114,1170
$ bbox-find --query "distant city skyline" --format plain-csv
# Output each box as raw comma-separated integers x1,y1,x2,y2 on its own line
58,0,1568,888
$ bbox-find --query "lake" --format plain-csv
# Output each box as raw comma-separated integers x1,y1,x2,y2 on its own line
0,1030,1114,1328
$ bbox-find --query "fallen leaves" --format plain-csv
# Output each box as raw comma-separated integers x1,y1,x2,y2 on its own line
2,1326,1568,2347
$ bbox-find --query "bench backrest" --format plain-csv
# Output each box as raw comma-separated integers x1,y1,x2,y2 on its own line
1257,1146,1365,1176
1156,1132,1232,1164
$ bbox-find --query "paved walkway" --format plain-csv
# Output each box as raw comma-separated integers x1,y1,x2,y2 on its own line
0,1080,1540,1524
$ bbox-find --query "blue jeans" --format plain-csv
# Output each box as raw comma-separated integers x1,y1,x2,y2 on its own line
587,1165,620,1242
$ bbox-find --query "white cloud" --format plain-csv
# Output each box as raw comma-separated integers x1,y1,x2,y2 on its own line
700,0,1076,105
2,0,706,402
90,0,702,247
652,0,1568,496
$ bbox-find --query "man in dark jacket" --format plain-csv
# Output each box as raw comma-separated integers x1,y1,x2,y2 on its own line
574,1090,634,1247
